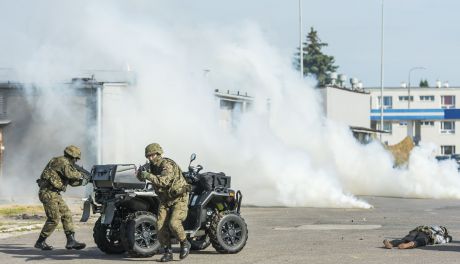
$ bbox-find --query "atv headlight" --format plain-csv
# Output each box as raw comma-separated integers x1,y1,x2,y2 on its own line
226,191,236,203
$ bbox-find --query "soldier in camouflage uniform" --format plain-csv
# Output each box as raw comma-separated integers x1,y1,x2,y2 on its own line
137,143,191,262
34,145,87,251
383,225,452,249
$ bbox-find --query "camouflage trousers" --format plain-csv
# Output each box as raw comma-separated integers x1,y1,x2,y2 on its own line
156,194,189,246
38,190,74,238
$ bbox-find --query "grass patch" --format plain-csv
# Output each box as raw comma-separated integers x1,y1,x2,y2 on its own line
0,223,42,232
0,205,43,216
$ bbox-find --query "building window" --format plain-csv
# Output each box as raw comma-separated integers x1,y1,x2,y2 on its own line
441,145,456,155
398,96,414,101
420,95,435,101
441,121,455,134
421,121,434,126
377,121,392,133
378,96,393,109
441,95,455,108
399,122,407,126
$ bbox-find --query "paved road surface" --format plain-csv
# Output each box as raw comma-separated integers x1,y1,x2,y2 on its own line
1,196,460,263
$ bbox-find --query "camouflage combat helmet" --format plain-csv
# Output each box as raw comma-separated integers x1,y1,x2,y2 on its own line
64,145,81,159
145,143,163,157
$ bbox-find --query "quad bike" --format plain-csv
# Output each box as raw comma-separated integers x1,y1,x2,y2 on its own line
81,153,248,257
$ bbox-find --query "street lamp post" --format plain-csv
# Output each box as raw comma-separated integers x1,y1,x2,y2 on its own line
379,0,384,140
299,0,303,79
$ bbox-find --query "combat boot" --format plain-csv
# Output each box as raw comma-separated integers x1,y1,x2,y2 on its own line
34,235,53,250
65,232,86,250
179,239,191,260
160,247,173,262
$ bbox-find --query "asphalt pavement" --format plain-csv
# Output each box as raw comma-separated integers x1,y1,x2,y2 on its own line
1,196,460,263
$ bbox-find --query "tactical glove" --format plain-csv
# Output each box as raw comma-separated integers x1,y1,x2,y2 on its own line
136,171,150,181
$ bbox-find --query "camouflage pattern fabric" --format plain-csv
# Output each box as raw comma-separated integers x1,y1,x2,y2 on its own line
64,145,81,159
145,143,163,156
37,156,83,238
38,156,83,192
38,190,74,237
137,156,190,245
412,225,450,244
138,157,189,206
156,194,189,246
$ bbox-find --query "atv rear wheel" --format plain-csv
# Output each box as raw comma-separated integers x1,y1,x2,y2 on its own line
120,211,160,257
189,234,211,250
209,211,248,253
93,217,126,254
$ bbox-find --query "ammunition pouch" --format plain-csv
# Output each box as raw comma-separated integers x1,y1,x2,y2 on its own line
36,179,62,193
169,184,191,199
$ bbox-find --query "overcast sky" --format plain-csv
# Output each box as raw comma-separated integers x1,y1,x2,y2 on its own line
1,0,459,87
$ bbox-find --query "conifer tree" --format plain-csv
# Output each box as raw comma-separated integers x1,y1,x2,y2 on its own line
294,27,339,87
419,79,429,87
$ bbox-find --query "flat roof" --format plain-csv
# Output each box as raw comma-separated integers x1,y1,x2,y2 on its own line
365,86,460,90
350,126,388,134
319,85,369,94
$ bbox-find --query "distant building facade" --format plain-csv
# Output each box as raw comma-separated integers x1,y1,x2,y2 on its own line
214,89,253,130
366,86,460,155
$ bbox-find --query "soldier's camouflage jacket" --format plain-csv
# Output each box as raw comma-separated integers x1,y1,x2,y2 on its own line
412,225,451,244
37,156,83,192
140,157,189,206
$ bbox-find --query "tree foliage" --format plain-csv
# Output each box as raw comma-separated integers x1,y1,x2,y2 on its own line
419,79,429,87
293,27,338,87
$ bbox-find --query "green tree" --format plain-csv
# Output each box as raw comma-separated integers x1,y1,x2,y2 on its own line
293,27,339,87
419,79,429,87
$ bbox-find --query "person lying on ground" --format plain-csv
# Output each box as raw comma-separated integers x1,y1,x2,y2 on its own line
383,225,452,249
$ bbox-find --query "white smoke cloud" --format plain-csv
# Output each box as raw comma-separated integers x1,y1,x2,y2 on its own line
1,1,459,208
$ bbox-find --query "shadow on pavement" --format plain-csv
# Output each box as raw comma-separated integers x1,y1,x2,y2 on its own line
419,243,460,252
377,240,460,252
189,250,219,255
0,244,221,261
0,244,144,261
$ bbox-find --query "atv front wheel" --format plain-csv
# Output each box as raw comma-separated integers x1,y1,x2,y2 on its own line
209,211,248,253
189,234,211,250
93,217,126,254
120,211,160,257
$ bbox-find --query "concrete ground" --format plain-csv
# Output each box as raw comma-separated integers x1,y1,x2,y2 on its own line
1,196,460,263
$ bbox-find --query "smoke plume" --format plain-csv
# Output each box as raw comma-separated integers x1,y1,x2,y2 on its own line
1,1,459,208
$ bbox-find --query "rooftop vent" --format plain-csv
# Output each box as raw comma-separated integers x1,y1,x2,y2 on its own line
338,74,347,88
329,72,338,86
436,80,442,88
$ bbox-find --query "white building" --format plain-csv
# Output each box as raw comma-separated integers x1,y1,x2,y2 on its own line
214,89,253,130
319,86,378,144
366,85,460,155
319,86,370,128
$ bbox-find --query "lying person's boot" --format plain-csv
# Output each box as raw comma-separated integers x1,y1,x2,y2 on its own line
398,241,416,249
383,239,393,249
160,247,173,262
179,239,191,259
65,232,86,250
34,235,54,250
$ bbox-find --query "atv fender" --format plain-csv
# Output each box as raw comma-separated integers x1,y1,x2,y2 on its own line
80,196,93,222
101,201,116,225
